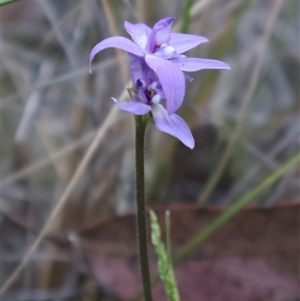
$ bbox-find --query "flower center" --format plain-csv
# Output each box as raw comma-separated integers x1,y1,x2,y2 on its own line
136,79,162,105
144,88,158,104
149,89,155,99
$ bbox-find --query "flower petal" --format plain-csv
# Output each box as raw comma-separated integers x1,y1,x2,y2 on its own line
129,54,156,87
172,58,231,72
169,33,208,54
146,17,175,53
151,104,194,149
124,21,151,50
89,37,144,73
145,55,185,115
112,98,151,115
136,79,150,104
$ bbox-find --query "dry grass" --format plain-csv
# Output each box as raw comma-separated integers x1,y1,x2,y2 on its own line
1,0,299,299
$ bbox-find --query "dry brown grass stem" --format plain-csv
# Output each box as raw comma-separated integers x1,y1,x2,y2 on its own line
101,0,129,84
198,0,284,204
1,129,95,187
40,0,87,48
0,88,128,294
136,0,145,22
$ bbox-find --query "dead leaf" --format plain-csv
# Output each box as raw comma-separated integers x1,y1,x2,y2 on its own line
50,202,299,300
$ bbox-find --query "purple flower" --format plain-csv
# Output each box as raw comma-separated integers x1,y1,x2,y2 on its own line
113,56,195,149
89,17,230,115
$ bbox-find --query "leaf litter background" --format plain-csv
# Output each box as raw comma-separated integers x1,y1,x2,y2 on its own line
1,0,299,300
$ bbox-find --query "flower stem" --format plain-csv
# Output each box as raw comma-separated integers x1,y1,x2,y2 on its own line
134,115,153,301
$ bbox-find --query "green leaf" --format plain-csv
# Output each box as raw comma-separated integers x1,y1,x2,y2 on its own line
0,0,21,6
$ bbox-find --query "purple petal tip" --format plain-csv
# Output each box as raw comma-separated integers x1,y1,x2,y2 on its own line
166,16,176,24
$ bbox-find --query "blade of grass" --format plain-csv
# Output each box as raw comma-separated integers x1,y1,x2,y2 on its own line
165,210,172,264
150,210,180,301
0,0,20,6
224,126,299,205
173,0,217,32
181,0,194,33
175,150,300,264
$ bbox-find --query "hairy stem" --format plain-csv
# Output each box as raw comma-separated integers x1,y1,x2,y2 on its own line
134,115,153,301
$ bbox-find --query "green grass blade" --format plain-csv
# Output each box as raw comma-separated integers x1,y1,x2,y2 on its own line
0,0,21,6
165,210,172,265
175,151,300,264
150,210,181,301
181,0,194,33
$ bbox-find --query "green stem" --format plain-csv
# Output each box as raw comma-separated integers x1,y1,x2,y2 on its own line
134,115,153,301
